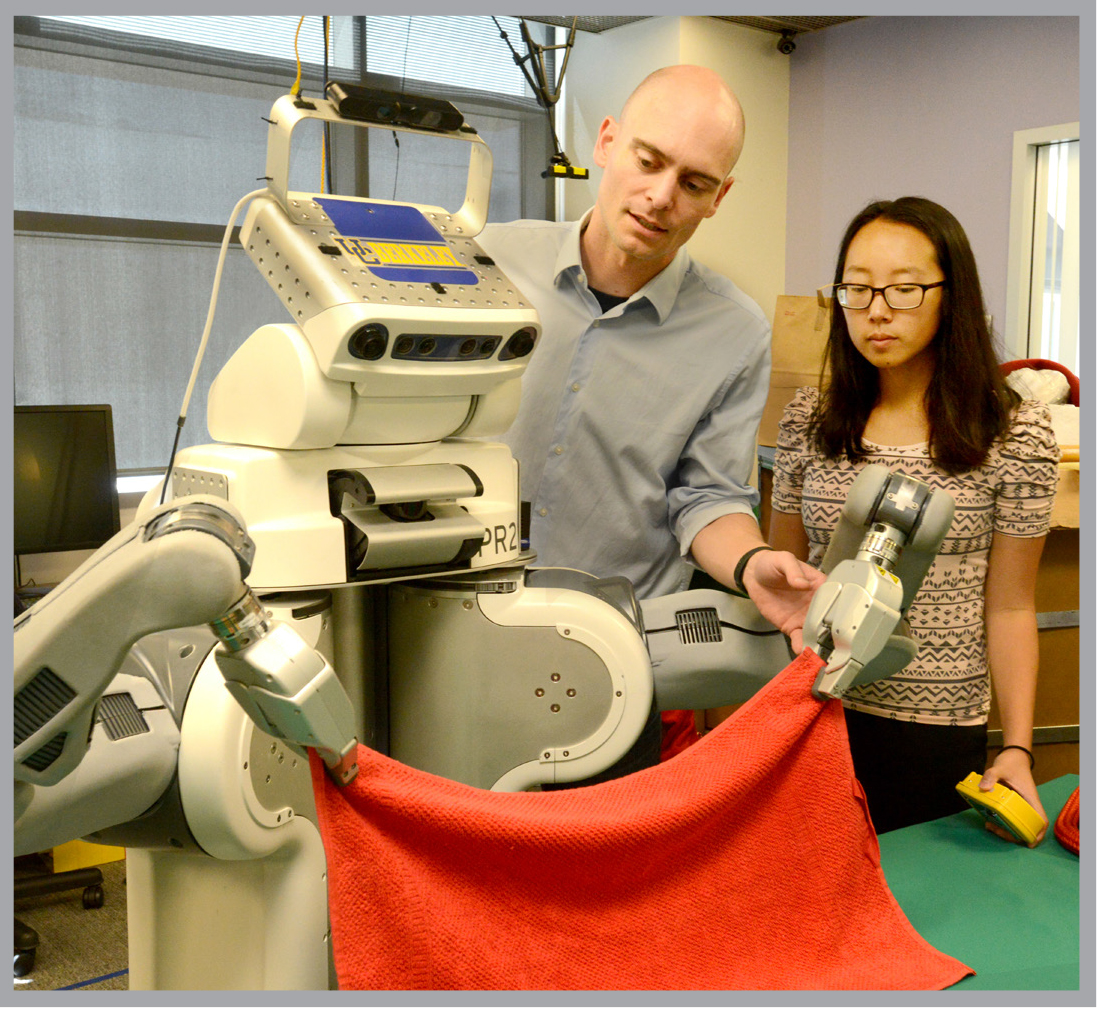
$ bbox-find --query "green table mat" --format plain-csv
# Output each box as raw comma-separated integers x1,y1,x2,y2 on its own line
879,774,1080,990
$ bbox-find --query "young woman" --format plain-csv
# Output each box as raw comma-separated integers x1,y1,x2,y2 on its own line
770,197,1059,841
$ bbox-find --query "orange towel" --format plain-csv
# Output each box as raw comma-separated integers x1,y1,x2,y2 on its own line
310,650,973,990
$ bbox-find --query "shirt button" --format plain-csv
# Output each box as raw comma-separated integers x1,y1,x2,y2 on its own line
554,445,564,455
591,320,601,328
571,383,580,393
539,507,548,517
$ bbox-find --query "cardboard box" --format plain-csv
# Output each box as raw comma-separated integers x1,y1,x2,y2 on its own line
758,294,831,447
1050,463,1079,528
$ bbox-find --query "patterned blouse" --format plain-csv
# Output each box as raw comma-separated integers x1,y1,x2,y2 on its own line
772,387,1060,725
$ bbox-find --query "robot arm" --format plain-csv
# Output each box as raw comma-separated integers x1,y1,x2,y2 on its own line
14,495,359,822
804,464,954,700
15,496,255,789
641,465,953,710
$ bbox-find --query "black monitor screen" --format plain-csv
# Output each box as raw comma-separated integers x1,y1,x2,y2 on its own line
14,404,122,555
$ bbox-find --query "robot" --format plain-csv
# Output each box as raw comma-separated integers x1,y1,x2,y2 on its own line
13,84,955,990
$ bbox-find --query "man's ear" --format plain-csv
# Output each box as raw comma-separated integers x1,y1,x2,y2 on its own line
592,116,618,169
705,176,735,218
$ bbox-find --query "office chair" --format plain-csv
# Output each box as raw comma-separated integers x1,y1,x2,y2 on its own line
14,858,104,977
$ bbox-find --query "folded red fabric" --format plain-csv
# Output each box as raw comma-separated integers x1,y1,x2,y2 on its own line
659,707,700,761
1055,786,1080,855
310,649,973,990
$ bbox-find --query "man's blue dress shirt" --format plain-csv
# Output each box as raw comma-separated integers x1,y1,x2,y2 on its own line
477,216,771,599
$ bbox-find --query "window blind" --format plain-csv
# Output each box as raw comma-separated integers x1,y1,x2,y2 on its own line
364,16,537,97
40,15,355,74
37,15,541,98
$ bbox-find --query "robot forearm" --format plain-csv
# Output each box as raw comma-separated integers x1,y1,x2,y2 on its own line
642,466,954,710
641,589,791,711
14,494,359,801
14,497,255,788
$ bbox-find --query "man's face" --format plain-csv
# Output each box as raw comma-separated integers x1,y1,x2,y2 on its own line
591,88,736,270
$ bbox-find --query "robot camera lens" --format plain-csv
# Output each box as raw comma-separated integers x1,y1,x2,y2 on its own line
480,337,499,356
418,337,437,356
348,323,388,360
459,338,478,357
394,336,415,356
500,327,537,360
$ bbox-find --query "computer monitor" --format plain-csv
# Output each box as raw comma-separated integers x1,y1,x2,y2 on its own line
14,404,122,556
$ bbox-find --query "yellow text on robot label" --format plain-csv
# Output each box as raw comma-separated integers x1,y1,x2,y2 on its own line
334,237,464,270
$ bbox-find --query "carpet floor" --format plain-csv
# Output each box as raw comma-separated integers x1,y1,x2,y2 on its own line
13,854,128,992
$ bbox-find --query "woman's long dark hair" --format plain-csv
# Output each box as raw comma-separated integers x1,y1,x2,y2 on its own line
810,197,1019,474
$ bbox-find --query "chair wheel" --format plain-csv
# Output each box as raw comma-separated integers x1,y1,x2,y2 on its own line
14,948,36,977
82,884,104,909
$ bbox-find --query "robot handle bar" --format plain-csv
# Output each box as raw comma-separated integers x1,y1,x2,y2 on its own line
264,93,492,236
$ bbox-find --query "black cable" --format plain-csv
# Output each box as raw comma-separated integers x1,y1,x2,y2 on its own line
493,17,569,167
391,16,411,201
492,16,544,101
391,130,400,203
158,416,185,506
645,622,784,638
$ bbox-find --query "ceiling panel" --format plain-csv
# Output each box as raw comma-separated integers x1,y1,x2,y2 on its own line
520,15,864,35
519,16,647,34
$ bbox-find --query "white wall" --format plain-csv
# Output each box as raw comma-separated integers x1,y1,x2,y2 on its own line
784,16,1080,345
560,16,791,322
679,18,790,324
562,17,681,220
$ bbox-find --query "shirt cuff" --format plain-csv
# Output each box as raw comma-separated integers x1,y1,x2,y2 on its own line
678,501,759,566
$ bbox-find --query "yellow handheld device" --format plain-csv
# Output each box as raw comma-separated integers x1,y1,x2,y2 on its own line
955,772,1044,845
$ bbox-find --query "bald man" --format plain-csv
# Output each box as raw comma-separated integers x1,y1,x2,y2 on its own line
478,66,822,776
582,65,744,295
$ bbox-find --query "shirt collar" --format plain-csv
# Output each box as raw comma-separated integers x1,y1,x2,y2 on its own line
553,210,690,325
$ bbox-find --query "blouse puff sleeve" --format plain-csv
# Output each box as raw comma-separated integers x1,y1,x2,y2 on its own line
991,398,1062,538
770,386,819,516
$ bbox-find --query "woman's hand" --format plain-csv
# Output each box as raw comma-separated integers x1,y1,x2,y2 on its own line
979,749,1048,846
742,549,827,653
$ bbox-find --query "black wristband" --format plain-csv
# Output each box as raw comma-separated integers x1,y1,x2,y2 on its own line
733,545,774,595
998,744,1035,770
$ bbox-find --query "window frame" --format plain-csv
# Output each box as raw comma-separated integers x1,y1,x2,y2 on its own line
1003,121,1080,362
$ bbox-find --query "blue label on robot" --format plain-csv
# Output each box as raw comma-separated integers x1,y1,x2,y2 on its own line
316,197,478,285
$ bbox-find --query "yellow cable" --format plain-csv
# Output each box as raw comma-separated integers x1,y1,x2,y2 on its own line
320,16,328,192
290,15,305,96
